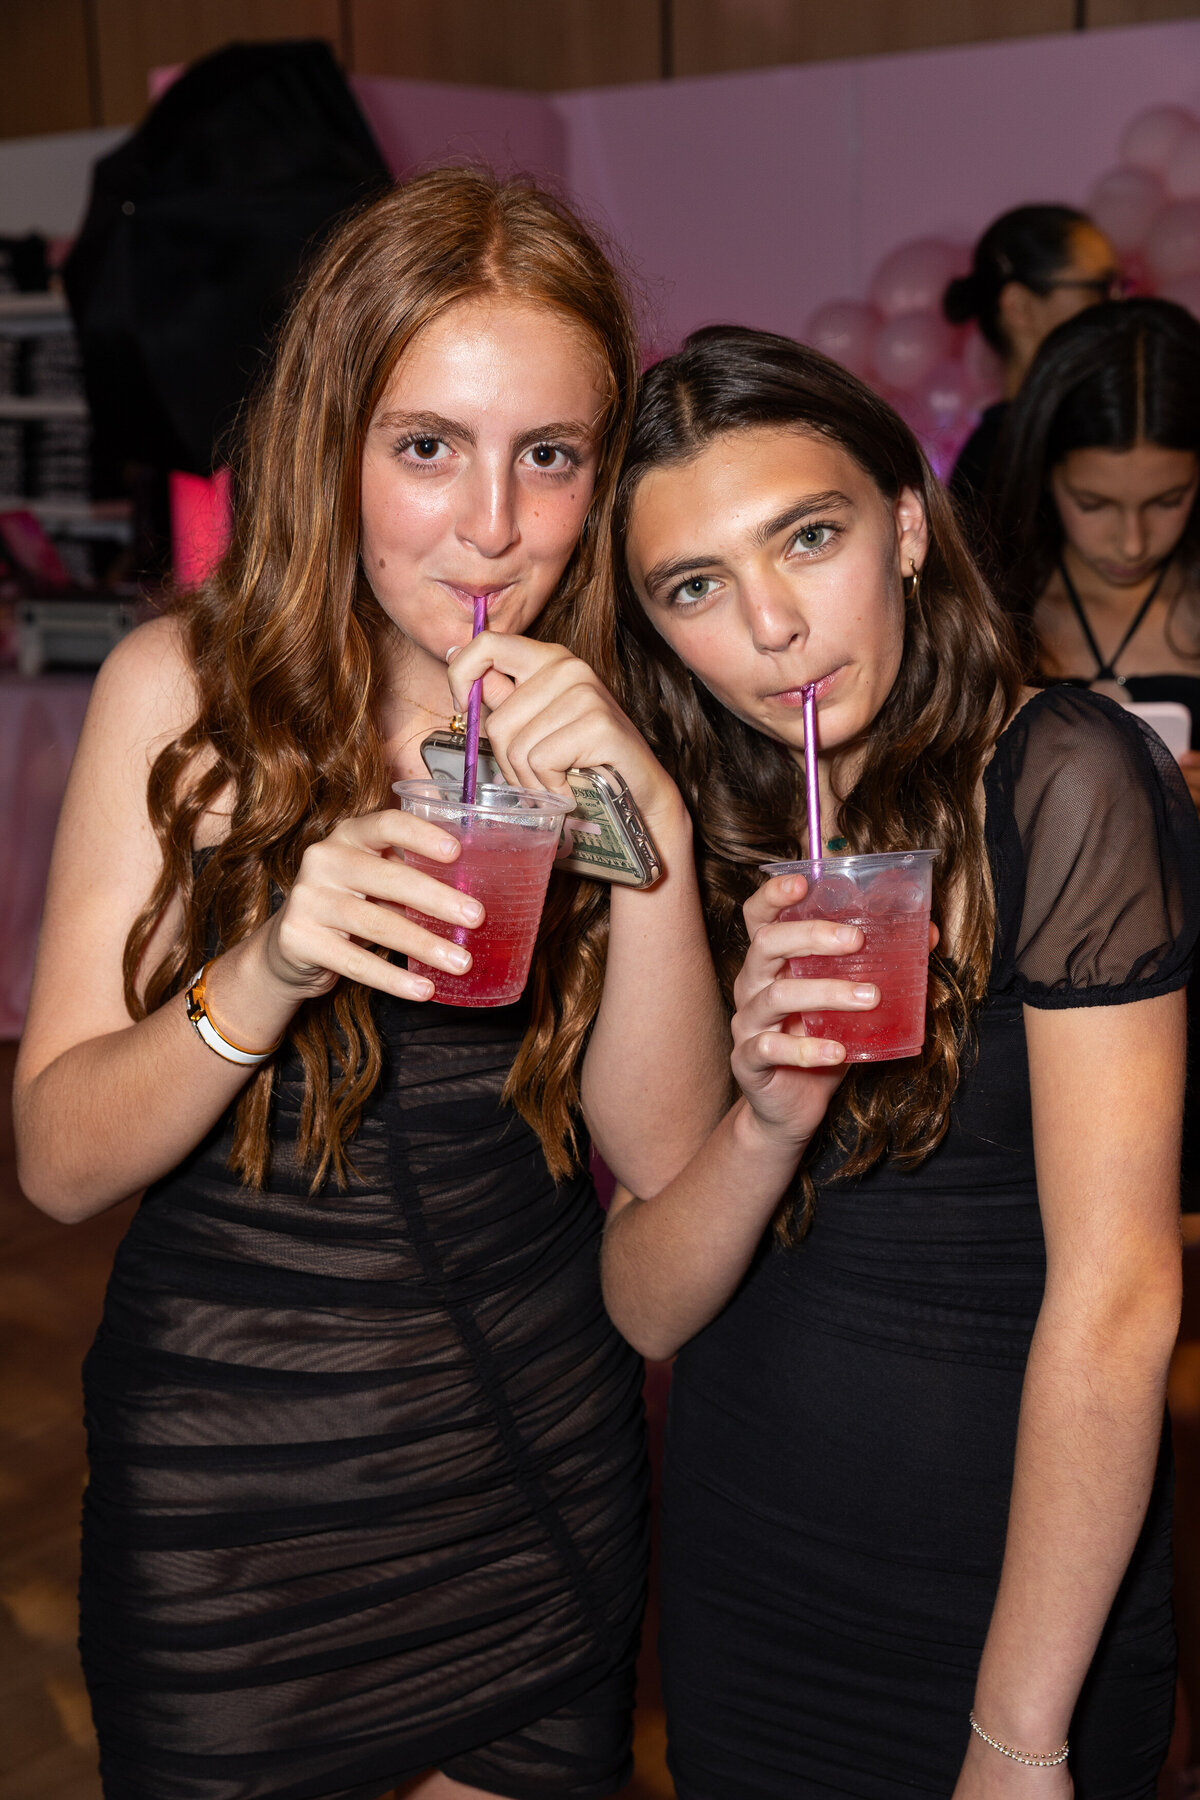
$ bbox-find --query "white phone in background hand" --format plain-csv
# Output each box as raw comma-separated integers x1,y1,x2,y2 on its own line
1122,699,1191,761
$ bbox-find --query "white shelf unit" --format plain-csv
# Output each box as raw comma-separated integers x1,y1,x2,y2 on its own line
0,495,132,540
0,288,133,564
0,394,89,419
0,291,71,325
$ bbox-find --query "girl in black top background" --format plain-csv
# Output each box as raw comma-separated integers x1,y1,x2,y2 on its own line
988,298,1200,800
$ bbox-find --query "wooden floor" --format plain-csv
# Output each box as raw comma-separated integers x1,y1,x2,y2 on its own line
2,1032,1198,1798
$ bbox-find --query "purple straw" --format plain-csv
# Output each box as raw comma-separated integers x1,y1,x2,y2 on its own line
460,594,488,804
802,682,822,875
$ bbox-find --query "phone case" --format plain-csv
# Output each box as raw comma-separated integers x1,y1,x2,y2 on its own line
418,731,662,887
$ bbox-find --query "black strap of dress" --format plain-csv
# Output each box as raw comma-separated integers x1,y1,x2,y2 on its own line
1059,558,1170,687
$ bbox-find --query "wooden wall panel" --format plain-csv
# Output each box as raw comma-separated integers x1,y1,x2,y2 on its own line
348,0,662,90
1087,0,1200,21
91,0,346,127
0,0,93,141
672,0,1078,75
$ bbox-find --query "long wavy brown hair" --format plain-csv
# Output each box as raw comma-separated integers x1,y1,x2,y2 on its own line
599,326,1023,1233
124,167,639,1187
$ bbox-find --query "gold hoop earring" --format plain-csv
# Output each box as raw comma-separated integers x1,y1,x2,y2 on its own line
903,558,921,602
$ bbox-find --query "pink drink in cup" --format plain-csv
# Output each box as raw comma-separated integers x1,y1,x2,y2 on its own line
762,850,935,1061
394,779,572,1007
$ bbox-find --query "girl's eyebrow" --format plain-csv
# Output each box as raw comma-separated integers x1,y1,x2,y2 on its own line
511,420,594,453
641,490,855,599
371,412,594,453
752,490,854,547
373,408,470,442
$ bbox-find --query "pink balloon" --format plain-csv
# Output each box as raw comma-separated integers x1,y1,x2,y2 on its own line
1145,199,1200,284
805,299,879,376
869,239,967,320
872,310,952,392
961,326,1005,403
1166,126,1200,201
1159,271,1200,320
1086,165,1166,255
916,359,974,429
1119,105,1198,175
884,385,936,439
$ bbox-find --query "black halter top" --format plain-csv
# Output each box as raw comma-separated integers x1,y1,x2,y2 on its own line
1055,559,1200,749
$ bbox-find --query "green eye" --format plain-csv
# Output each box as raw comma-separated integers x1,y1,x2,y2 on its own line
673,576,718,607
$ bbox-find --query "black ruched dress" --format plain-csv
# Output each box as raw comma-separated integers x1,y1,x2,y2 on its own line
79,991,649,1800
660,689,1200,1800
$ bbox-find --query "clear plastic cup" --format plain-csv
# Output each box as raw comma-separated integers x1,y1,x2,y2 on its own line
761,850,936,1061
394,779,572,1007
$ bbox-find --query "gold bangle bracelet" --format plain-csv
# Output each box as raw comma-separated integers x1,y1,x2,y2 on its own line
969,1711,1069,1767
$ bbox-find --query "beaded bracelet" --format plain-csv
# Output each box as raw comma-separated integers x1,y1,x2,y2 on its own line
969,1712,1069,1767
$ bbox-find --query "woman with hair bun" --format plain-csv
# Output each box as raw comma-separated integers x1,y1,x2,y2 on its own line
943,204,1120,523
13,169,727,1800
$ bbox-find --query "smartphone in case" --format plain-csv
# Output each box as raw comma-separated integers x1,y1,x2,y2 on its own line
1122,699,1191,761
419,730,663,887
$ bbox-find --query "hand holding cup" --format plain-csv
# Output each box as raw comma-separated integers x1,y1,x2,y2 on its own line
261,806,484,1005
730,872,878,1153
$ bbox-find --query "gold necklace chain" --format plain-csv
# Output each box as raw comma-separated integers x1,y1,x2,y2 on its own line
395,694,468,734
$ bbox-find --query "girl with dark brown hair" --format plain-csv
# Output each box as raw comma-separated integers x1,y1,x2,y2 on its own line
12,172,726,1800
598,326,1199,1796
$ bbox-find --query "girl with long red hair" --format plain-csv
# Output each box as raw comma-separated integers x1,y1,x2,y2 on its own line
13,171,725,1800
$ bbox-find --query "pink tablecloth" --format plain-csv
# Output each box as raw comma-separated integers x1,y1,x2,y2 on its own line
0,673,93,1038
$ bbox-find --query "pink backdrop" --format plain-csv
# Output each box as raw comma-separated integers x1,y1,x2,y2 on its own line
0,676,91,1038
352,19,1200,349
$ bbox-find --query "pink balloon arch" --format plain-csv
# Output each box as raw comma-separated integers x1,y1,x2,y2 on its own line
804,101,1200,480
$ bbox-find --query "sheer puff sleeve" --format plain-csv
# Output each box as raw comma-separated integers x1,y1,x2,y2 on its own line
985,688,1200,1008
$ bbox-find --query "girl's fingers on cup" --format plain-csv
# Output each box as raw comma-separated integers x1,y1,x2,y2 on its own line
740,1029,848,1072
311,934,438,1003
366,853,484,928
736,976,877,1039
753,919,864,962
744,872,807,934
336,894,475,975
341,807,461,863
769,975,878,1017
734,923,864,1014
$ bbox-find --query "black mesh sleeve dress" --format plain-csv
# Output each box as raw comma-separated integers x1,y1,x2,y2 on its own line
78,984,649,1800
658,689,1200,1800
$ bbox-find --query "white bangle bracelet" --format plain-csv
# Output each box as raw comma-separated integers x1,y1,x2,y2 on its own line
185,963,283,1067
